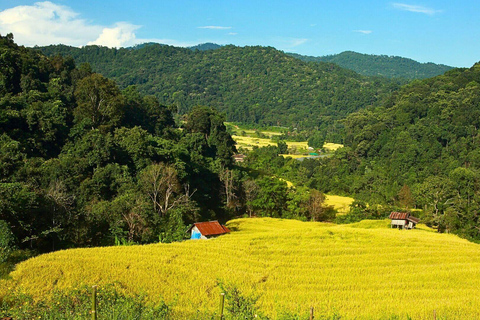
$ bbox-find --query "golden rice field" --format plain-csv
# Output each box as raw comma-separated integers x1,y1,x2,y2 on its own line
324,194,354,215
232,135,309,152
3,218,480,319
323,142,344,151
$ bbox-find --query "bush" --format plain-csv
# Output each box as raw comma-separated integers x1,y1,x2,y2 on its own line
0,220,15,263
218,282,265,320
0,284,171,319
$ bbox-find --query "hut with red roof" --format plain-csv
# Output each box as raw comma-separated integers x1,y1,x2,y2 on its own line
389,212,420,230
188,221,230,240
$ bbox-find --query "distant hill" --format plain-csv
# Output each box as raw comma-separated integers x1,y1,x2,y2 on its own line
188,43,222,51
289,51,454,79
37,44,401,130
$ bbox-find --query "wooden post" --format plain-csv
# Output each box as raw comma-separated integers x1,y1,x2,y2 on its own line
433,310,437,320
92,285,97,320
218,292,225,320
309,306,314,320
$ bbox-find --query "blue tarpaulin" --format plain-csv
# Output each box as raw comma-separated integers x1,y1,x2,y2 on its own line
191,230,201,240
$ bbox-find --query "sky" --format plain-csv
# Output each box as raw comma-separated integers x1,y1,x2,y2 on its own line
0,1,479,67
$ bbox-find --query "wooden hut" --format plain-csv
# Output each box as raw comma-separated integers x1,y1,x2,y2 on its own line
188,221,230,240
389,212,420,230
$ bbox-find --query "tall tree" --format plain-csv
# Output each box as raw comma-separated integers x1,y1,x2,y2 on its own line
74,73,124,130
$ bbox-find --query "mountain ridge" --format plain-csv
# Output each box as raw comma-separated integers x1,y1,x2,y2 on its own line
288,50,454,79
123,41,453,79
37,43,401,130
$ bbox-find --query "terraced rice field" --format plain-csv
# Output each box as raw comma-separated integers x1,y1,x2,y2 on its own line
323,142,344,151
3,218,480,319
324,194,354,214
232,135,309,152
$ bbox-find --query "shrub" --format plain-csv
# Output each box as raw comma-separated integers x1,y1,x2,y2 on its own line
0,220,15,263
0,284,171,319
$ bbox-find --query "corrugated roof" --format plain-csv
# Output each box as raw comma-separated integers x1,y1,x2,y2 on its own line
407,216,420,223
389,212,420,223
389,212,410,220
194,221,230,236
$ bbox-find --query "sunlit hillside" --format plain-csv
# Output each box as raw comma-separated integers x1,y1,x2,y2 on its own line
3,218,480,319
324,194,354,214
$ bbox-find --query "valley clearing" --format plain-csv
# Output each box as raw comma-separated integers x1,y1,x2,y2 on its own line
3,218,480,319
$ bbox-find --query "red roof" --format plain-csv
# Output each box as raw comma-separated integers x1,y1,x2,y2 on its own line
194,221,230,236
389,212,410,220
389,212,419,223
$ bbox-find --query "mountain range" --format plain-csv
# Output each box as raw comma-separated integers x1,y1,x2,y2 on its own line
37,43,402,130
126,42,453,79
289,51,453,79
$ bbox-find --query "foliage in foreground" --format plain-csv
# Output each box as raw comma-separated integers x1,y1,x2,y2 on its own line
0,284,170,320
0,282,345,320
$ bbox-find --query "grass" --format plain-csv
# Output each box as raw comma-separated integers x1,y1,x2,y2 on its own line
3,218,480,319
324,194,354,215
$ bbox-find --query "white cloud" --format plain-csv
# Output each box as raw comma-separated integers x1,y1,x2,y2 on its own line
0,1,99,46
290,38,308,47
88,22,140,47
354,30,373,34
228,32,238,36
198,26,232,30
392,3,441,15
0,1,144,47
276,37,309,49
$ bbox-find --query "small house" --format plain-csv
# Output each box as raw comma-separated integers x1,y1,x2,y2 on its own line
389,212,420,230
188,221,230,240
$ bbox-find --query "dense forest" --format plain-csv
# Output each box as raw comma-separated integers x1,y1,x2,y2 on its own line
37,44,401,132
0,34,339,255
0,34,241,252
289,51,453,79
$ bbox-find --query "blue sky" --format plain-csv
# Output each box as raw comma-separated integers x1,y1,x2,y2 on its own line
0,1,478,67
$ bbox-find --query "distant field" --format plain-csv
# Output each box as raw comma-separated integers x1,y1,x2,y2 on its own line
4,218,480,319
324,194,354,214
232,135,276,149
323,142,343,151
225,122,285,138
232,135,308,153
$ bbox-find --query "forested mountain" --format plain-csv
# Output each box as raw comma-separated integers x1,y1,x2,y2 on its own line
0,34,237,251
289,51,453,79
37,44,401,130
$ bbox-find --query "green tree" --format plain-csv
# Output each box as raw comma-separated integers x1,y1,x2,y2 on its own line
414,176,455,231
277,140,288,154
74,73,124,130
250,177,289,217
309,189,336,222
0,220,15,262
